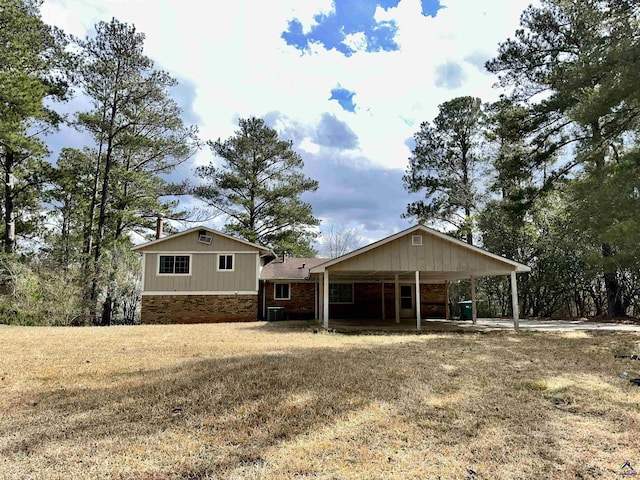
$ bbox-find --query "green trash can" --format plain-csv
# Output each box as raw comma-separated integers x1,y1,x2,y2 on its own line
458,301,473,320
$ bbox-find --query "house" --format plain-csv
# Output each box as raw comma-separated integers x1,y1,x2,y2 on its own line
131,227,274,324
133,224,531,329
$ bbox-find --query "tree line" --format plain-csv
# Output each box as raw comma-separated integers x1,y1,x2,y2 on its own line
0,0,318,325
404,0,640,319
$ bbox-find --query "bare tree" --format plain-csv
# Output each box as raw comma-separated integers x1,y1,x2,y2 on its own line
320,223,364,258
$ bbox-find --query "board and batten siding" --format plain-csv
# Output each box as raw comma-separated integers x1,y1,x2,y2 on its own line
144,252,259,293
331,232,515,274
143,231,259,253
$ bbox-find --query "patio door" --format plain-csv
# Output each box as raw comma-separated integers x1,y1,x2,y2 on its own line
399,284,415,318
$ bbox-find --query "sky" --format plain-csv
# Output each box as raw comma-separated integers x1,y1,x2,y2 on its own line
40,0,534,248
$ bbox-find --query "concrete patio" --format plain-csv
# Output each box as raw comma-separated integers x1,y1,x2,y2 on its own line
325,317,640,333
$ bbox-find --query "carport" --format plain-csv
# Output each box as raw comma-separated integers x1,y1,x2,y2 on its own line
310,225,531,331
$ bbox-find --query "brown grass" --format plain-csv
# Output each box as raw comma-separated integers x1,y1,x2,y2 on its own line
1,321,640,479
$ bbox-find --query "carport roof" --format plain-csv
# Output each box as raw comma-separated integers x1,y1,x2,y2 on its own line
309,224,531,276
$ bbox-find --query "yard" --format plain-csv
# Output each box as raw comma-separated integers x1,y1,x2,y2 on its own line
1,321,639,479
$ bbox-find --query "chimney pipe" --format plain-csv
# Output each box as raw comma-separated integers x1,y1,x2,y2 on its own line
155,216,163,240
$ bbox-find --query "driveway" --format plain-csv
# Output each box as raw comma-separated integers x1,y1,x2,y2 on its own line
472,318,640,333
326,318,640,333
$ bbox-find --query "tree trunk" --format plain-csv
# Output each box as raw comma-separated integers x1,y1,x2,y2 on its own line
91,85,120,326
465,206,472,245
101,292,112,326
4,151,15,254
602,243,625,318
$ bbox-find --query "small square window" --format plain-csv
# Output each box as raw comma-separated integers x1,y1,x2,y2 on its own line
412,235,423,246
218,254,234,271
274,283,290,300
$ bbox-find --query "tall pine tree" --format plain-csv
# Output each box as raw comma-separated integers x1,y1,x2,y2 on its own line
487,0,640,317
403,96,486,245
74,18,199,324
0,0,70,252
194,117,319,256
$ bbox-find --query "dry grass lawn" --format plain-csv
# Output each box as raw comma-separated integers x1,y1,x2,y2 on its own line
1,321,640,479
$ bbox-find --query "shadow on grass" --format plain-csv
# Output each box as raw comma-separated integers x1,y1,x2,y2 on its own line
2,333,638,478
239,319,496,336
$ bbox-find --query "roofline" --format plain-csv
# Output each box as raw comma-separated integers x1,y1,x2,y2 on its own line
131,226,273,254
310,224,531,273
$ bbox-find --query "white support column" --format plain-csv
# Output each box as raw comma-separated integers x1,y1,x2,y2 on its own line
415,271,421,331
444,281,450,320
318,276,324,322
381,282,385,320
470,275,477,325
314,279,318,320
394,274,400,324
323,271,330,330
262,280,267,319
511,271,520,331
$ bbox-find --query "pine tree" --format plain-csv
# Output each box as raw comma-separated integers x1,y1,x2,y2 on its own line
194,117,319,256
403,96,486,245
75,18,199,324
487,0,640,317
0,0,70,252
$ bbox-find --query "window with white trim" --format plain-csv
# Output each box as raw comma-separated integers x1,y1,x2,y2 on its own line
412,235,423,246
158,255,190,275
274,283,291,300
217,254,234,271
329,283,353,303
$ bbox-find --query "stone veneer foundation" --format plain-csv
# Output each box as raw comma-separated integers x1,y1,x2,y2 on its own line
142,294,258,324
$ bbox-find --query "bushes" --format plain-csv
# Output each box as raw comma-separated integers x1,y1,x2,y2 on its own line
0,257,85,326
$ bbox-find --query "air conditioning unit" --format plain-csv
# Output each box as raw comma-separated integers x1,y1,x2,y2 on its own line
198,234,212,245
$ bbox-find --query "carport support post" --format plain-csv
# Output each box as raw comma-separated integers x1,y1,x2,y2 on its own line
415,271,421,331
394,274,400,324
323,271,329,330
511,271,520,331
470,275,477,325
381,282,385,320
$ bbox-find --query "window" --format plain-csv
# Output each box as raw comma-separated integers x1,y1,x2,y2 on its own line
400,285,413,309
412,235,423,246
217,254,234,271
329,283,353,304
274,283,290,300
158,255,190,275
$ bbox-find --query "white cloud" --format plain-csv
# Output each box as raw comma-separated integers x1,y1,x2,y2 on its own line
342,32,368,53
41,0,534,240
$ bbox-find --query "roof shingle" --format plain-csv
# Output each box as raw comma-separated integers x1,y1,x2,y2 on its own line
260,258,329,280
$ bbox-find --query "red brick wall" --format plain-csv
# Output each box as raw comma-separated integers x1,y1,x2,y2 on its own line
262,281,316,320
420,283,447,318
330,282,446,319
141,294,258,324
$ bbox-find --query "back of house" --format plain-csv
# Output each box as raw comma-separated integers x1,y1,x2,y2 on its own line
132,227,273,324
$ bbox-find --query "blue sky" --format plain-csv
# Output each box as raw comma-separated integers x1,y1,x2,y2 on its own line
41,0,532,246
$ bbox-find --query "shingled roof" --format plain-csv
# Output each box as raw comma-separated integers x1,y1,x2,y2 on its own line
261,257,329,280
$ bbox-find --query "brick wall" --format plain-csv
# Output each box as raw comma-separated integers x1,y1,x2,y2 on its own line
420,283,447,318
262,281,316,320
330,282,446,319
141,294,258,324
